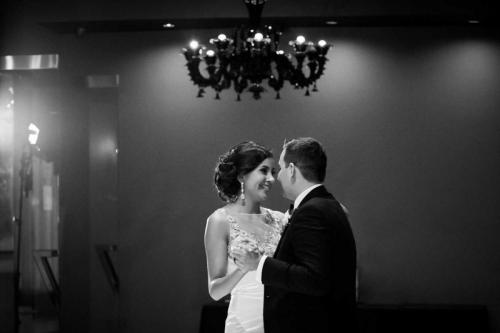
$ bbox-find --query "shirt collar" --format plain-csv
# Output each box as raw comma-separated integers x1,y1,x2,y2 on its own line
294,184,323,210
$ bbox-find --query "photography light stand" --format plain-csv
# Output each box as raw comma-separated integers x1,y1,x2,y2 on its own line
13,123,39,333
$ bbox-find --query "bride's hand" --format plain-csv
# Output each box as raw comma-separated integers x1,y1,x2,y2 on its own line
232,249,261,272
232,256,249,273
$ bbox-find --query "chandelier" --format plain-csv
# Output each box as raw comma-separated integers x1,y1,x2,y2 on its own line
182,0,331,100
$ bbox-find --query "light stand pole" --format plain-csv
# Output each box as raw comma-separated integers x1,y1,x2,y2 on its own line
13,145,32,333
13,123,38,333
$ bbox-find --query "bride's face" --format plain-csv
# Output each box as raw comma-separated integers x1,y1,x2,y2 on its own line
242,158,276,203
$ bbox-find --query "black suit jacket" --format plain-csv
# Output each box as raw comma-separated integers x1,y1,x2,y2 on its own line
262,186,357,333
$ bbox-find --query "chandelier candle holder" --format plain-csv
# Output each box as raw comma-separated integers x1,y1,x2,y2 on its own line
182,0,331,100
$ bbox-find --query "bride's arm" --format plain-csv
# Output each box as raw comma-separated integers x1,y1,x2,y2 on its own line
204,213,247,301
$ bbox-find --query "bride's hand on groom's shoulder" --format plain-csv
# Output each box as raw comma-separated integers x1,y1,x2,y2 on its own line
232,249,261,273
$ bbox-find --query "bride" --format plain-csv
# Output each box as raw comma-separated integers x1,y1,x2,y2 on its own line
204,141,286,333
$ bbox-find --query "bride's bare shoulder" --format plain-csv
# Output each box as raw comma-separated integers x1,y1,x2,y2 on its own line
206,208,229,228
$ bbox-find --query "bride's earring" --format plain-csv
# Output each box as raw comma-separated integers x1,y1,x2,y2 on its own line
240,181,246,205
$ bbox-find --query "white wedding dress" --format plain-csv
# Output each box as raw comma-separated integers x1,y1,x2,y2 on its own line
222,208,285,333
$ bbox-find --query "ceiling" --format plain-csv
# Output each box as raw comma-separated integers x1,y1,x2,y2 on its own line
7,0,500,34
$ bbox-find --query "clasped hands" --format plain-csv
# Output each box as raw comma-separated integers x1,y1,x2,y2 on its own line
232,248,261,273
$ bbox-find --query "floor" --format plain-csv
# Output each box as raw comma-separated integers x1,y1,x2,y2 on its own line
19,307,59,333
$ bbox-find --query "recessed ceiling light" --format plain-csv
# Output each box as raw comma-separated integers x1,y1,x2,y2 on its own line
163,23,175,28
326,20,338,25
468,20,480,24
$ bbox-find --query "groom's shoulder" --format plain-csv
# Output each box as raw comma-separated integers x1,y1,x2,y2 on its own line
301,196,344,217
303,195,335,207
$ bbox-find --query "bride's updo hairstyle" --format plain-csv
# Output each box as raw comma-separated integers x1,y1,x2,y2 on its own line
214,141,273,202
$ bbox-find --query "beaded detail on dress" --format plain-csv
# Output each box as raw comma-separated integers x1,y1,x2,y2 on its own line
225,208,284,260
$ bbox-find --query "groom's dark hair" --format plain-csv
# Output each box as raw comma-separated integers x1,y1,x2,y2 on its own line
283,137,327,183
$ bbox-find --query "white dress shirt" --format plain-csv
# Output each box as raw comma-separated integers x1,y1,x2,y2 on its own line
255,184,323,283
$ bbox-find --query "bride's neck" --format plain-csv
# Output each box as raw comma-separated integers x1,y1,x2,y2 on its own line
229,199,261,214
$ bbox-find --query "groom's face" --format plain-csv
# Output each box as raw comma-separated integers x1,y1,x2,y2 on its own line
277,149,293,200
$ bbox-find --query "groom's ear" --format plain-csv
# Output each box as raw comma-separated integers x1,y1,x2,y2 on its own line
289,163,296,180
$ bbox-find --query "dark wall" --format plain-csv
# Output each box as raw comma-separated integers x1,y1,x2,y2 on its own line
53,26,500,332
3,8,500,333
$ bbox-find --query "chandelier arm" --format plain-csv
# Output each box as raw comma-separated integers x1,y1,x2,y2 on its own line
305,57,328,86
209,64,232,93
186,57,234,95
288,55,308,88
229,53,249,95
216,58,235,93
233,75,249,95
268,54,289,92
186,59,212,87
247,54,269,85
306,62,319,83
288,55,329,89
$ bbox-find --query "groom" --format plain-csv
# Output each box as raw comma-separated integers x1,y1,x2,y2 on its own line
234,137,357,333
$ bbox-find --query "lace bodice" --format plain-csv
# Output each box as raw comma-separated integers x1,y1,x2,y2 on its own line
224,208,285,260
217,208,285,332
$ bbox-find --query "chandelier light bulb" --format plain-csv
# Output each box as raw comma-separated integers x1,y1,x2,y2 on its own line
218,34,227,41
318,40,327,47
254,33,264,42
296,36,306,45
189,40,199,50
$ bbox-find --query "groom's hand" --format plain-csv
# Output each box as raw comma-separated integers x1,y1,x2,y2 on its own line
232,249,261,272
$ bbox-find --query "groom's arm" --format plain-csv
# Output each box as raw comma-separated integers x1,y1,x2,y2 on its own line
262,205,335,296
